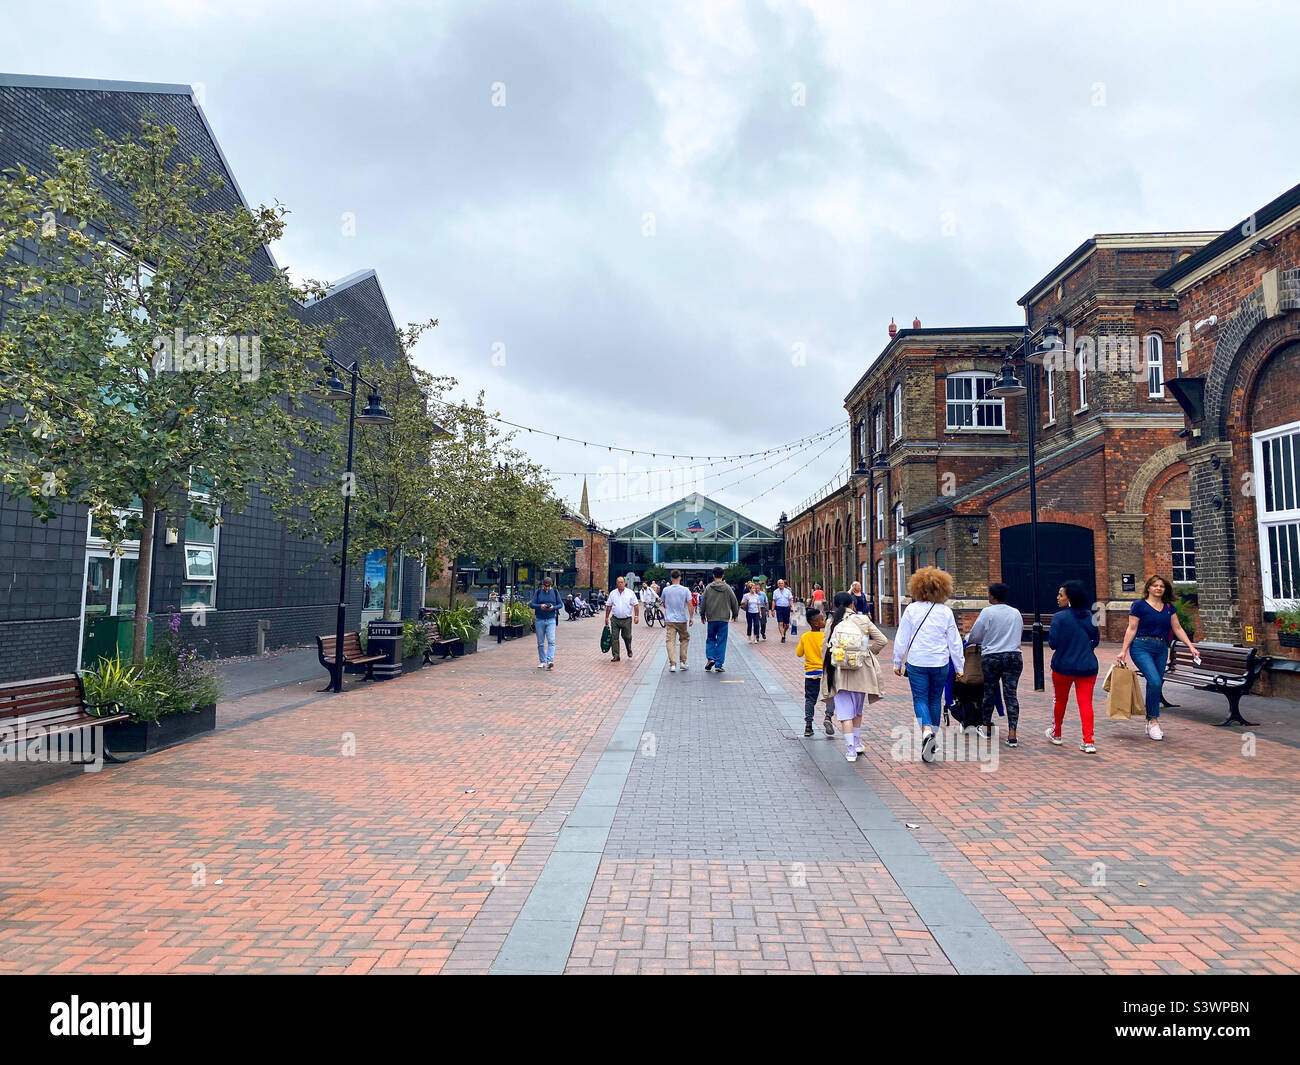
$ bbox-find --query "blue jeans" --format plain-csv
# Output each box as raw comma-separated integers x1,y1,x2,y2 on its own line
906,664,948,729
706,620,730,666
535,616,556,664
1128,637,1168,719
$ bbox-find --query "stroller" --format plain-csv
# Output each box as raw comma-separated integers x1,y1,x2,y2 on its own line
943,643,1004,729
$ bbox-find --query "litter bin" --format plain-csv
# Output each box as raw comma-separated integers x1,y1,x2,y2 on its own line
365,620,404,681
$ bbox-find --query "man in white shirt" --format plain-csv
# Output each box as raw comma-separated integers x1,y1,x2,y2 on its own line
772,579,794,642
965,582,1024,746
640,582,659,608
660,570,695,673
605,576,639,662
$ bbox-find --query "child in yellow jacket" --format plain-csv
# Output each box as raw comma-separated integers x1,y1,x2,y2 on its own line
795,609,834,737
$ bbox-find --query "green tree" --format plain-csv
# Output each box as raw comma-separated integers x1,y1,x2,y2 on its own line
642,564,669,585
723,562,751,586
0,122,329,662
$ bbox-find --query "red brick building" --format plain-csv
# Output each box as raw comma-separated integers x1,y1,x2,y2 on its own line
784,482,853,601
1153,181,1300,693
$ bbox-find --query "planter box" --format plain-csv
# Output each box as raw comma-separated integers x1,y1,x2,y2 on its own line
402,655,427,674
1279,631,1300,648
463,638,478,655
103,703,216,755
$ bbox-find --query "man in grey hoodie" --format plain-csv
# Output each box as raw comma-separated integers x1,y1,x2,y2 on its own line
700,566,740,673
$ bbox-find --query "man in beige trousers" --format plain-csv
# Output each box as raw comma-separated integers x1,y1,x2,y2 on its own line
660,569,695,673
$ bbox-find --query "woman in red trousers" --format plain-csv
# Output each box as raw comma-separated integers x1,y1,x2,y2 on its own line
1046,580,1100,754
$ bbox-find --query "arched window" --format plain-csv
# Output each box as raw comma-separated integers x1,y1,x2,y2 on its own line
1146,334,1165,398
945,371,1004,429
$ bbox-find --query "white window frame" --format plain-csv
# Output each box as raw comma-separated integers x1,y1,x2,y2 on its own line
860,493,869,543
874,407,883,452
877,560,886,606
1045,363,1056,425
1147,334,1165,398
1170,508,1195,583
1076,343,1089,412
945,371,1004,431
895,502,905,541
892,383,903,440
875,484,885,540
896,554,907,609
182,464,219,607
1253,421,1300,611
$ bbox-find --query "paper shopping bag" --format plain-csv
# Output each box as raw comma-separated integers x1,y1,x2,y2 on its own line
1105,663,1136,719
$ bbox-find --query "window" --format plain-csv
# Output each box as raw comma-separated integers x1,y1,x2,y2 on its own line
945,372,1004,430
183,465,218,609
1077,342,1089,410
935,548,946,571
875,485,885,540
892,383,903,440
874,407,883,452
1045,363,1056,424
895,503,905,541
860,494,869,542
1147,334,1165,398
877,560,886,605
856,418,867,466
1254,423,1300,609
1170,510,1195,582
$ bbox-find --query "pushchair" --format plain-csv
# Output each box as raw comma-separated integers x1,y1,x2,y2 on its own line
943,644,1004,729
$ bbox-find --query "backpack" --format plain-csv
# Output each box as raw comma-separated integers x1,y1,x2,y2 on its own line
828,622,866,670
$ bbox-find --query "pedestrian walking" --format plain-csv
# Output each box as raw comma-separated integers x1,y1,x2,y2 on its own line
1047,580,1101,753
849,580,869,617
701,565,740,672
1116,574,1198,742
811,583,825,609
756,582,769,640
772,579,794,642
661,569,695,673
530,576,562,669
966,583,1024,747
742,582,763,642
604,575,639,662
822,591,889,761
892,567,964,763
795,608,834,737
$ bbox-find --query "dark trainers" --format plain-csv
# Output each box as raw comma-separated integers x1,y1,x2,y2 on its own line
705,660,714,671
804,724,814,737
823,715,835,736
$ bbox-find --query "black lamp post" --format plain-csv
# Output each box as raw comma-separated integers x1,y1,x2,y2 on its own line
987,320,1063,692
313,357,396,694
586,519,597,598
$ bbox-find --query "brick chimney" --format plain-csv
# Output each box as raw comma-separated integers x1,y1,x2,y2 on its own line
913,316,921,329
888,317,897,339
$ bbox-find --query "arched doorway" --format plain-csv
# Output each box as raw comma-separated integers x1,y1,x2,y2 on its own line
1000,523,1095,616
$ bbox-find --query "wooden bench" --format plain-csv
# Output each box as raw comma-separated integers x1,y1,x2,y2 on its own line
1164,642,1266,726
316,631,386,684
0,673,129,763
423,622,462,662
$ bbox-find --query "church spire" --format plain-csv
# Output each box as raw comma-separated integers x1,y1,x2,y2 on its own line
579,476,591,521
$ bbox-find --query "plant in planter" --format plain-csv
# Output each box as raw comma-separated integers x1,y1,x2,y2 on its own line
434,604,480,655
83,614,223,753
1172,591,1197,641
403,618,433,660
1274,602,1300,647
506,600,534,635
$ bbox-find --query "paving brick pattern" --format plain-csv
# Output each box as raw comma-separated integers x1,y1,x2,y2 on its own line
750,631,1300,974
0,618,631,974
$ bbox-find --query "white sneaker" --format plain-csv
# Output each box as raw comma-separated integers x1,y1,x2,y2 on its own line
1146,720,1164,741
854,741,866,755
680,662,688,670
845,749,858,762
1046,727,1063,746
537,662,547,669
669,664,677,673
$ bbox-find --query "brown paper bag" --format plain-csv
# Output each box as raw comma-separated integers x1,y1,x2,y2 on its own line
958,643,982,683
1104,663,1136,719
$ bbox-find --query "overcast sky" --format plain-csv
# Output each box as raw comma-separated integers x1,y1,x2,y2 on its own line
6,0,1299,529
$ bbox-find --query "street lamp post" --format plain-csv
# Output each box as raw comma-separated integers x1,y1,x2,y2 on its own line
313,357,396,694
587,519,597,599
988,320,1062,692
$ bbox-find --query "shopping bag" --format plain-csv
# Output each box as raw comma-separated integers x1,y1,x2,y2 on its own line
1104,663,1136,719
600,624,612,654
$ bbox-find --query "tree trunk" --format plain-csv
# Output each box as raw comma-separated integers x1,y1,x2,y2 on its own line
132,496,156,665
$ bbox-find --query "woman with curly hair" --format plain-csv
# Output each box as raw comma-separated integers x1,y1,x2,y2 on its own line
892,566,964,763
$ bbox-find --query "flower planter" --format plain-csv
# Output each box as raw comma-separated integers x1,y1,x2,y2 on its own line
103,704,216,755
402,654,427,674
1278,631,1300,648
463,638,478,655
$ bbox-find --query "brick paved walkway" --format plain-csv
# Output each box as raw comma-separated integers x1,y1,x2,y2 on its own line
1,616,1298,974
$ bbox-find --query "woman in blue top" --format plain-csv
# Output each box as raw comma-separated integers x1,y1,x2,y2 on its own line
1117,574,1198,742
1047,580,1100,753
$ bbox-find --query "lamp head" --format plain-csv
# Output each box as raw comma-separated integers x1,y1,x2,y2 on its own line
357,390,394,424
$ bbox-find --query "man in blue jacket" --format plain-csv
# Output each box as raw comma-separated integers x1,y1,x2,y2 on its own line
531,577,563,670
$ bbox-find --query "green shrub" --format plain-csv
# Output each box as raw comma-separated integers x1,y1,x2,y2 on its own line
506,600,534,627
83,638,222,726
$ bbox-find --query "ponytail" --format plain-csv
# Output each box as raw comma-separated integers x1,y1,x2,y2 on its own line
823,591,855,686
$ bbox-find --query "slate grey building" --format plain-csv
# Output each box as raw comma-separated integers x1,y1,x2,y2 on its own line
0,73,421,681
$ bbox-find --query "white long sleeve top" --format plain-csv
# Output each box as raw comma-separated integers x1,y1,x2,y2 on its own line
892,600,964,671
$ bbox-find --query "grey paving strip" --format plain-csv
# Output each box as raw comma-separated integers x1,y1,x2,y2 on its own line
489,643,665,975
731,639,1031,975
